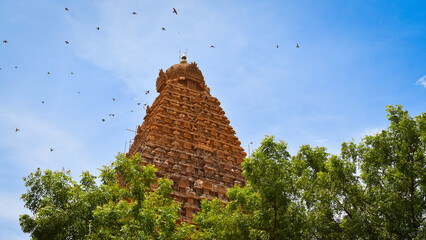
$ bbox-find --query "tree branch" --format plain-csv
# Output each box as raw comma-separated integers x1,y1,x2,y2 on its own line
81,216,97,229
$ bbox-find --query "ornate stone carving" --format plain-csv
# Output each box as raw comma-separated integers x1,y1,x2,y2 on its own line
156,69,169,93
128,59,246,222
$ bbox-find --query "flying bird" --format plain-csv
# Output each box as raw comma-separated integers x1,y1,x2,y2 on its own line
210,45,215,48
173,8,178,15
3,40,7,43
130,110,134,112
137,103,141,105
143,103,147,106
15,128,20,132
161,27,166,31
77,91,80,94
145,90,149,95
132,11,137,15
296,43,299,48
70,72,74,75
112,98,116,101
96,27,100,30
102,119,105,122
41,101,45,104
109,114,115,117
276,45,279,48
47,72,50,75
65,7,69,11
50,148,54,152
65,41,69,44
14,66,18,69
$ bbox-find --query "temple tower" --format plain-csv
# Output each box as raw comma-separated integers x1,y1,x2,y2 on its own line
128,55,246,222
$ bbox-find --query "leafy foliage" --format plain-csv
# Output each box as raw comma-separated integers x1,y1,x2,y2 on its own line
20,105,425,239
19,154,193,240
345,105,425,239
194,105,425,239
194,136,306,240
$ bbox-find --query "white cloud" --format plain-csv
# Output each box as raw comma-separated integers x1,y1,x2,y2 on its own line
415,75,426,87
0,192,28,222
357,127,383,141
67,1,193,93
67,0,250,96
0,108,96,173
0,230,27,240
315,138,328,143
0,192,30,240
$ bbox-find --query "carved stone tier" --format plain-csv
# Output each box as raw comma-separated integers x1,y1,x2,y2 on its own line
128,57,246,222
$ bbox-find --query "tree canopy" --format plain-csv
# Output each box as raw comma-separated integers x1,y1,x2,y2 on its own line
19,154,193,240
20,105,425,239
193,105,425,239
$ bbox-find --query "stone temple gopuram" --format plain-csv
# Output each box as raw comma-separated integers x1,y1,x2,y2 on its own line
127,54,246,222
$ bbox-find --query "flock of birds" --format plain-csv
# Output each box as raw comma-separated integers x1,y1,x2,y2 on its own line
4,6,301,153
13,87,152,151
5,6,174,152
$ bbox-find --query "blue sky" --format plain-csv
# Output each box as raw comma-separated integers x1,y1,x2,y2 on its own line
0,0,425,238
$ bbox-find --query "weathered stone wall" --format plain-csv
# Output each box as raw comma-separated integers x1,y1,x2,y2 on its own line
128,60,246,222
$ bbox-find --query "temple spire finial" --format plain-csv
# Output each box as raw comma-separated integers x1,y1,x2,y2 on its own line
180,53,187,63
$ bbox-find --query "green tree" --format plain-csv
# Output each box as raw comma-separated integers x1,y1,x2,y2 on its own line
20,105,425,239
280,105,425,239
194,136,306,240
293,145,367,239
19,154,193,240
340,105,426,239
195,105,425,240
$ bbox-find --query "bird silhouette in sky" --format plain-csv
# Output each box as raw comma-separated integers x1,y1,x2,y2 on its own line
145,90,150,94
173,8,178,15
102,119,105,122
47,72,50,75
143,103,147,106
130,110,134,112
276,45,279,48
112,98,116,101
50,148,54,152
210,45,215,48
132,12,137,15
3,40,7,44
15,128,20,132
161,27,166,31
296,43,299,48
41,101,45,104
71,72,74,75
96,27,100,30
14,66,18,69
65,8,69,11
137,103,141,105
65,41,69,44
109,114,115,117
